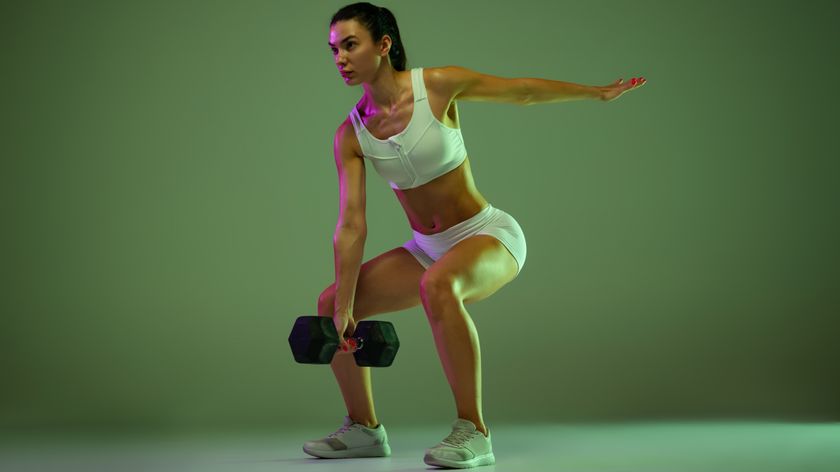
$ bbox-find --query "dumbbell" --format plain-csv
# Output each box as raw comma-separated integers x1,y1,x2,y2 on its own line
288,315,400,367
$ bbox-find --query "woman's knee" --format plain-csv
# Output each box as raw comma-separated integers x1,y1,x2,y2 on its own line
419,271,459,306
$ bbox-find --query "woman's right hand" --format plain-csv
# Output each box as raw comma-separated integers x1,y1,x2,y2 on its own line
333,312,357,352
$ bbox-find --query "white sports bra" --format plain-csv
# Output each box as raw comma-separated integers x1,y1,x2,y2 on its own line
348,67,468,190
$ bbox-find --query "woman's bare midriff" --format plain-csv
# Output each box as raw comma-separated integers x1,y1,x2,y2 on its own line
392,155,488,235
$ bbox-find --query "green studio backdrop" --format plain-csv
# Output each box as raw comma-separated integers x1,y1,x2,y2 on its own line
2,0,838,433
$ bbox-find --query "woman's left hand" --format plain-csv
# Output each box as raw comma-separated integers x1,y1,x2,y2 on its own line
599,76,647,102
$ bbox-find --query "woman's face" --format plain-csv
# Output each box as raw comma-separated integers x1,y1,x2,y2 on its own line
328,20,388,84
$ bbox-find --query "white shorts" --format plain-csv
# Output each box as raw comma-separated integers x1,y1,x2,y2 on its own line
402,203,527,276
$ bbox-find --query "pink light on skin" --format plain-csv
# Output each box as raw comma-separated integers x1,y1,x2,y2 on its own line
339,338,359,352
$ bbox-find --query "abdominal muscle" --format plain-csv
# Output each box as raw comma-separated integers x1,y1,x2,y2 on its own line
392,154,489,235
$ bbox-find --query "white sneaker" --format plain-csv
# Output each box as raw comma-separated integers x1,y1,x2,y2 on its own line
424,418,495,468
303,415,391,459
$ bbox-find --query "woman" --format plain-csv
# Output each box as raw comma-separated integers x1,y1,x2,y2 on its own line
303,2,646,468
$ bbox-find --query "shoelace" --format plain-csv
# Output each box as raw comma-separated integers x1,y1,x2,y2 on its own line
328,423,356,438
441,428,476,447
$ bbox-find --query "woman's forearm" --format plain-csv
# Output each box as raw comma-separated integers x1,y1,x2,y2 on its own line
523,77,602,105
332,226,367,317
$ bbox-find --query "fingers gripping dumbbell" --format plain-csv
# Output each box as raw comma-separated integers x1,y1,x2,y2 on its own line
288,315,400,367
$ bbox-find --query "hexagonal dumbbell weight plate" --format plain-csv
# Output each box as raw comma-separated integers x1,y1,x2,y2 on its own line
288,315,400,367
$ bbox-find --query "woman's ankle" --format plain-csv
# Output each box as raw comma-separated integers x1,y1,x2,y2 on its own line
350,415,379,428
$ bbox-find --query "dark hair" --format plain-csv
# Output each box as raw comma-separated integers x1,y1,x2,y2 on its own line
330,2,408,71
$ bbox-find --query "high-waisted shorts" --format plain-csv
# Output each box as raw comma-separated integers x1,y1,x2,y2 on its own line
401,203,527,276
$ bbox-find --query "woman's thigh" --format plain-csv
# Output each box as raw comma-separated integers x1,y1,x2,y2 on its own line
319,246,427,321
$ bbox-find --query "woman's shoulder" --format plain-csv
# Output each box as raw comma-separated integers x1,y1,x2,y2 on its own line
337,116,364,159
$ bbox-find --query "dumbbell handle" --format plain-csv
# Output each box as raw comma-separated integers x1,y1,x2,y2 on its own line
339,336,364,353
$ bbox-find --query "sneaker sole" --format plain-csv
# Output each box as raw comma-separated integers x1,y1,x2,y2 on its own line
303,443,391,459
423,451,495,468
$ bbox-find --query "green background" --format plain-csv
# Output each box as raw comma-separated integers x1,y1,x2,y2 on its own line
2,0,838,434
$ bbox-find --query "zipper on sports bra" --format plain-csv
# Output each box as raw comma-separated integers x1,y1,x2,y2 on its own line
388,138,418,188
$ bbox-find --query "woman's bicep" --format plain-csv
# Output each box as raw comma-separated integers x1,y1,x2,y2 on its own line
333,122,367,230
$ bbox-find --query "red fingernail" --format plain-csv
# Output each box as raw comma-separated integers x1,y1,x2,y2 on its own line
631,78,637,85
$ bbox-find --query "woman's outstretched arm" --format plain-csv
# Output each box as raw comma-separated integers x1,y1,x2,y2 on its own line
521,77,603,104
525,76,647,104
431,65,646,105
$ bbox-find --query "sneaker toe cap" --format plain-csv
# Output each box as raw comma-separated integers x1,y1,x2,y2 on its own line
304,439,343,451
428,447,474,460
303,440,323,450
